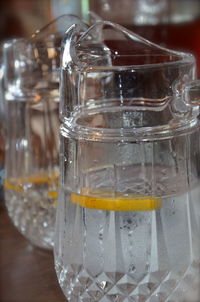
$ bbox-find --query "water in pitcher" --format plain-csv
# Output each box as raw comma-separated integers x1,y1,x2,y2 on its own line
55,108,200,302
5,90,59,249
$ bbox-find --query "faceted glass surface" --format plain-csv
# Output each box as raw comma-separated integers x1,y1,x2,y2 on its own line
55,21,200,301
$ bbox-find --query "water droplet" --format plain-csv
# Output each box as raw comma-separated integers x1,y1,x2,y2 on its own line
129,264,136,274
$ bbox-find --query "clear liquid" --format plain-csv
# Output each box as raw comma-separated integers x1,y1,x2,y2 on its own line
5,172,58,249
5,91,59,249
55,169,200,302
55,106,200,301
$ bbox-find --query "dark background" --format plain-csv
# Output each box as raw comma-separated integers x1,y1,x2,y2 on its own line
0,0,51,41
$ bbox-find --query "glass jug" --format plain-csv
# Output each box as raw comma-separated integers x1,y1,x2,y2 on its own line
3,15,88,249
54,21,200,301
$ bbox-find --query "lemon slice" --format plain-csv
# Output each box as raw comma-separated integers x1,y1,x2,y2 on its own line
4,171,59,200
71,188,162,211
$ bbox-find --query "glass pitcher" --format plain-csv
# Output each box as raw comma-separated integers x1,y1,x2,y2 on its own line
3,15,88,249
54,21,200,301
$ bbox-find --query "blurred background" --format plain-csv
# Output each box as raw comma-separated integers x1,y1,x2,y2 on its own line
0,0,51,39
0,0,199,72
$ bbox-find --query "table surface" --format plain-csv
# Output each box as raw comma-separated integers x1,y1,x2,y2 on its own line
0,201,66,302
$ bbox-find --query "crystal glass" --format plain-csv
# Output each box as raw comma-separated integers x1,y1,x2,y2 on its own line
3,15,88,249
54,21,200,301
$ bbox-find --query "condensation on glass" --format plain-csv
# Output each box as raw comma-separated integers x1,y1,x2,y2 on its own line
54,21,200,301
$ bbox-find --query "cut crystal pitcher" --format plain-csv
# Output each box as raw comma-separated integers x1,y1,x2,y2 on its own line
54,21,200,301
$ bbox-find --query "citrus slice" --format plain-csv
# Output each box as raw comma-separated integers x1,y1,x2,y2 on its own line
4,171,59,199
71,187,162,211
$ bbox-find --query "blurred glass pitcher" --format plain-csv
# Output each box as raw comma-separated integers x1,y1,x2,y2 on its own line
54,21,200,301
3,15,88,249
